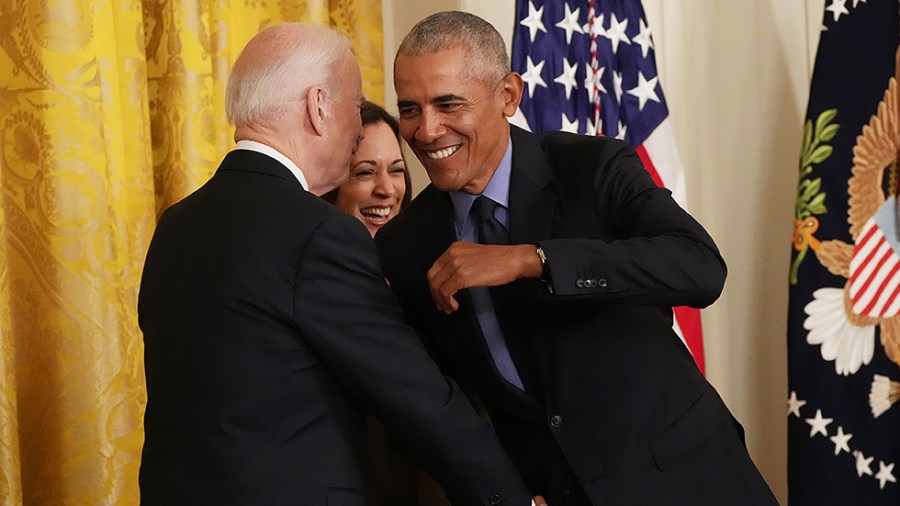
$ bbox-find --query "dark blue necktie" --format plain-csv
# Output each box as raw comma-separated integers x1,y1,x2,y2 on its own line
468,195,530,391
472,196,509,245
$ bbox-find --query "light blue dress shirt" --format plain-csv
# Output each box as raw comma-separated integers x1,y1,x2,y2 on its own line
449,140,525,390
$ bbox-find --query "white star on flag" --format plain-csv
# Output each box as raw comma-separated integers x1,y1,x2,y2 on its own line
583,64,606,103
520,1,547,42
805,409,833,437
561,114,579,133
586,116,598,136
521,56,547,98
615,120,627,140
633,18,654,58
584,13,605,38
829,426,852,455
613,70,624,103
876,461,897,489
604,13,631,53
555,3,583,45
854,451,875,477
627,71,660,110
853,0,867,7
826,0,850,22
787,391,807,417
554,58,579,99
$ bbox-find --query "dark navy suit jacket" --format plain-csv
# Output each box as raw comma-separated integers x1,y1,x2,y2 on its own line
376,126,778,505
138,149,530,505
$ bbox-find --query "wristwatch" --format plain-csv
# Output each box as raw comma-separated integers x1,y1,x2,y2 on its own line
535,244,551,288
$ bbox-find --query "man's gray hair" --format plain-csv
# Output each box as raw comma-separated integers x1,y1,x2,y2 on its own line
396,11,510,86
226,23,351,126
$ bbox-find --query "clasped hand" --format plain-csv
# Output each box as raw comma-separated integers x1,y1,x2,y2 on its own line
427,242,543,314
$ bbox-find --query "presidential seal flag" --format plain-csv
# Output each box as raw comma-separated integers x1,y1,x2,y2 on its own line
511,0,706,371
788,1,900,503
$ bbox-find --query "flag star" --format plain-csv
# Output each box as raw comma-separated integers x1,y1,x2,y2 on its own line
825,0,849,22
613,71,624,103
632,18,654,58
787,391,807,417
876,461,897,489
520,56,547,98
805,409,833,437
615,120,627,140
853,0,867,6
584,64,606,103
584,13,605,38
519,1,548,42
554,3,583,45
554,58,579,99
829,426,853,455
561,113,579,133
604,13,631,53
586,116,599,136
854,451,874,477
626,71,660,110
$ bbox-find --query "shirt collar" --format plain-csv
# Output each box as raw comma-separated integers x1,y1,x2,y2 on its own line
450,138,513,231
234,140,309,191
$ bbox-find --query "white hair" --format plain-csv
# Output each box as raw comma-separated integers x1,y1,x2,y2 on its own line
225,23,351,126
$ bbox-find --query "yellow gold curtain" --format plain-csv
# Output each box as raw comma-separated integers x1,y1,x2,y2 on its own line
0,1,383,504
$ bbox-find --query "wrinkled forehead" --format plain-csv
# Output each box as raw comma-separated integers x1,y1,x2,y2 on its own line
394,49,493,98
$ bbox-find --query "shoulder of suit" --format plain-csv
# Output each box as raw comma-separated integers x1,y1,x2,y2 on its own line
376,185,443,245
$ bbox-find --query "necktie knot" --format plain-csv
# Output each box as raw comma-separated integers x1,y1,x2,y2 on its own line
472,196,509,245
472,195,500,222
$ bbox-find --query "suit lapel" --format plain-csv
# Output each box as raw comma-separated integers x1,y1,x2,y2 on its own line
507,126,556,245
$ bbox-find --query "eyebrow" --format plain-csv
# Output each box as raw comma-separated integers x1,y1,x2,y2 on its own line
397,94,468,109
433,94,466,103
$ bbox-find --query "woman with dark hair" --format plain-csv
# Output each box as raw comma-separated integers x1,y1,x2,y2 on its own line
323,100,411,237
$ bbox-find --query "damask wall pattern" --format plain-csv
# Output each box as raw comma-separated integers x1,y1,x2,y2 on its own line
0,1,383,504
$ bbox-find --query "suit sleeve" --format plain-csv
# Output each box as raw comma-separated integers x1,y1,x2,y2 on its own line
292,213,530,505
539,144,726,308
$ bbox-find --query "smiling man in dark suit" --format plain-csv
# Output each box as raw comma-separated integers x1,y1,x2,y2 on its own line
137,21,537,506
376,11,778,506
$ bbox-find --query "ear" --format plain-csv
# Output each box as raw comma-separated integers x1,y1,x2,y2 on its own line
499,72,524,117
307,86,328,136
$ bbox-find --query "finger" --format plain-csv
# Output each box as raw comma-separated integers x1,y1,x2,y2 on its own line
427,259,453,313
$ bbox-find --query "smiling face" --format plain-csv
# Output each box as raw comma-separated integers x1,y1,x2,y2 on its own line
334,121,407,236
394,47,521,194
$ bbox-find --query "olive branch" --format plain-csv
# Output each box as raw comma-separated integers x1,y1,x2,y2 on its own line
790,109,838,285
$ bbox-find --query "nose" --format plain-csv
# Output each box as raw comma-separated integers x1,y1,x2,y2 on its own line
373,170,396,198
414,109,445,144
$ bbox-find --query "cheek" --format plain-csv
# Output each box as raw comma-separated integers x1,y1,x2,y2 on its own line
334,182,370,213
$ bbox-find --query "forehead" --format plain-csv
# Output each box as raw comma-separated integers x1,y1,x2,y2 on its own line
394,48,488,100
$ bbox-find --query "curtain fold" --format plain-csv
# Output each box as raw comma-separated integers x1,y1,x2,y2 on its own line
0,1,383,504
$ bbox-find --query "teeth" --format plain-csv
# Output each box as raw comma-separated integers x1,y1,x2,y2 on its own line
361,207,391,217
426,145,460,160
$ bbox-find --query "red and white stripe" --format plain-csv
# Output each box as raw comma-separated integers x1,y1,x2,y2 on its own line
849,218,900,318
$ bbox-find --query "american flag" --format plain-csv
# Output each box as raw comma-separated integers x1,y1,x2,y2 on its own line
511,0,705,371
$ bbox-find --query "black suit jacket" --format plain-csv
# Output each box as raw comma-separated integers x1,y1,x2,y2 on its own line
376,126,778,505
137,149,530,505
